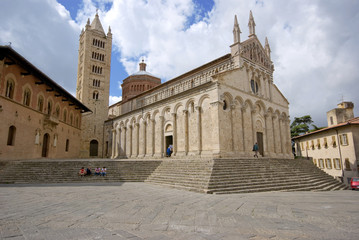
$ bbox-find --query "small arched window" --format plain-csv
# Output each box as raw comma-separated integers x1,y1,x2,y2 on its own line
5,79,15,99
250,79,259,94
47,100,52,115
37,95,44,112
93,91,99,100
63,109,67,122
70,113,73,125
55,106,60,118
7,125,16,146
223,100,227,110
65,139,70,152
23,88,31,106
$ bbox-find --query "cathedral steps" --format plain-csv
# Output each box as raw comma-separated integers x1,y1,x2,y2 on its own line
0,158,347,194
0,160,161,184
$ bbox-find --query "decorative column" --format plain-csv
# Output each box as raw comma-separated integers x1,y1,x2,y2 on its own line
230,104,235,151
123,126,127,158
171,113,177,156
264,113,269,156
251,108,256,145
240,106,246,152
195,106,202,155
118,127,122,157
151,119,155,156
143,121,147,157
183,110,189,155
272,115,277,153
135,123,140,157
115,127,119,158
129,125,133,157
278,116,283,154
160,116,164,157
111,129,116,159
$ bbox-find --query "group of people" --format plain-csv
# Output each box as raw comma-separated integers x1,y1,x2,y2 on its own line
78,167,107,177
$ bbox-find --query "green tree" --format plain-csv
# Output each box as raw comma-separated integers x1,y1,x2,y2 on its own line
290,115,314,137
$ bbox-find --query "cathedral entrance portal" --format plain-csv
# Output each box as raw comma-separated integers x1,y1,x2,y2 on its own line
165,135,173,152
42,133,50,157
90,140,98,157
256,132,264,157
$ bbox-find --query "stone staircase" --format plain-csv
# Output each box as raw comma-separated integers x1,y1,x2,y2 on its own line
0,160,161,184
0,158,347,194
206,158,347,194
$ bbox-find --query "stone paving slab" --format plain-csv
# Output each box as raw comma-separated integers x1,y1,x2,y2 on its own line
0,182,358,239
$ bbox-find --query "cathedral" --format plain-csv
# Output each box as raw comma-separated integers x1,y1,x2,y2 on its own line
85,11,292,160
0,11,291,161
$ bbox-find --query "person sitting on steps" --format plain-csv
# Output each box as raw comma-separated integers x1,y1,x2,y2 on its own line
78,167,85,177
94,167,100,176
85,167,92,176
101,167,107,177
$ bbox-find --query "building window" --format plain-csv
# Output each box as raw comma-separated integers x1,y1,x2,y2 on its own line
223,100,227,110
301,142,304,150
340,134,348,145
318,159,324,169
47,100,53,115
330,116,333,125
65,139,69,152
316,139,321,149
93,91,99,100
70,113,73,125
310,140,315,150
344,158,351,170
323,138,328,148
313,158,317,166
334,158,341,170
325,158,332,169
23,88,31,106
7,126,16,146
250,79,258,94
37,96,44,112
5,79,15,99
75,116,79,128
63,109,67,122
331,136,336,147
55,106,60,118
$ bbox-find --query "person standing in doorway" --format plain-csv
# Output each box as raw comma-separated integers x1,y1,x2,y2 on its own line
253,143,259,158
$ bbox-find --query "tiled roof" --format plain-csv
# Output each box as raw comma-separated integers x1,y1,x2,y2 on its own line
292,117,359,140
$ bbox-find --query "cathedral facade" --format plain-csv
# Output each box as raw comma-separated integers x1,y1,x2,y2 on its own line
104,12,292,159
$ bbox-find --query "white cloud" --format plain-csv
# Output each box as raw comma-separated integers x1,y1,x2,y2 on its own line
0,0,80,94
1,0,358,128
109,95,122,105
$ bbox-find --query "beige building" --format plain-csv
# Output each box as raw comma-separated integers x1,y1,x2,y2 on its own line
293,102,359,185
0,46,90,160
105,12,292,160
76,13,112,158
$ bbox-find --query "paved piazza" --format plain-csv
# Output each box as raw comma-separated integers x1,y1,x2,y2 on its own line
0,183,358,240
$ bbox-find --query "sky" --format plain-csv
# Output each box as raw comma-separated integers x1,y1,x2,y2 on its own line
1,0,358,128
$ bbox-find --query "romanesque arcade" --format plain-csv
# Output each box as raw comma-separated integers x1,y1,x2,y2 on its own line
110,92,292,159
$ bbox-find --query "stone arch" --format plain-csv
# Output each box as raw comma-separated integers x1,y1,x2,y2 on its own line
161,106,171,117
173,102,184,114
185,98,195,111
234,96,244,107
255,100,266,115
198,94,210,108
244,99,254,111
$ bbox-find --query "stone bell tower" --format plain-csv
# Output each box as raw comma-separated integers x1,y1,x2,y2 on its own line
76,12,112,157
